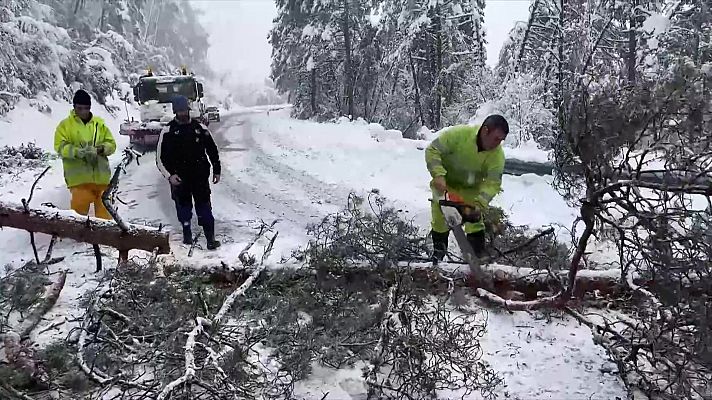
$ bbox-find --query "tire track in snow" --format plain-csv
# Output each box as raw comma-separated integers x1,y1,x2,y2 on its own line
209,112,355,234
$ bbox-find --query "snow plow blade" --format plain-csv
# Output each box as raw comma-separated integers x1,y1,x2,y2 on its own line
119,121,163,147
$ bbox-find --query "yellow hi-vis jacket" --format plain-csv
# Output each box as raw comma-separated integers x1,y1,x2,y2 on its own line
54,110,116,188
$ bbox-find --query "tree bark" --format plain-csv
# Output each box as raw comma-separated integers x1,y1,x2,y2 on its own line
408,52,425,126
514,0,542,73
341,0,354,118
310,67,317,116
434,6,443,128
626,0,638,85
0,201,170,255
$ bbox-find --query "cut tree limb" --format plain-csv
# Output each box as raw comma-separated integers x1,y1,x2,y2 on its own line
0,201,170,255
0,270,68,388
18,270,67,339
214,232,278,325
102,148,143,233
154,224,279,399
156,320,203,400
365,285,397,394
476,288,562,311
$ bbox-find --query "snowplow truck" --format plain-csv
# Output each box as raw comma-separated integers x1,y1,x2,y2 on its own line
120,72,208,147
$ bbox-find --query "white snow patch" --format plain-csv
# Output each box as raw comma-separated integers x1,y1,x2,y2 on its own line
84,46,120,81
321,25,333,41
642,13,671,50
475,308,626,399
368,9,382,28
702,63,712,77
642,13,671,36
503,141,551,163
302,24,318,38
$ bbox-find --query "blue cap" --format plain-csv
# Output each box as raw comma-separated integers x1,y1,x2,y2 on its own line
171,95,190,113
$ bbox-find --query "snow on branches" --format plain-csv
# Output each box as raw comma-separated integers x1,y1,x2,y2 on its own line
0,0,209,114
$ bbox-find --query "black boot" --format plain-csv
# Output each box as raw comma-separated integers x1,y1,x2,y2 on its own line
182,224,192,245
203,223,221,250
466,231,486,258
431,230,450,264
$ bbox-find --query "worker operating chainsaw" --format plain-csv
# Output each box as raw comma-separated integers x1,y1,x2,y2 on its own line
425,115,508,264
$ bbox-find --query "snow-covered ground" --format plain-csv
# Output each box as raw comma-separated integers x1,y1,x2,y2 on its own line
0,101,626,399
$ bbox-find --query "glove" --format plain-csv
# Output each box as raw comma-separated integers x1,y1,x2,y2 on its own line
76,145,98,164
460,205,481,223
432,176,447,193
169,174,182,186
96,145,106,156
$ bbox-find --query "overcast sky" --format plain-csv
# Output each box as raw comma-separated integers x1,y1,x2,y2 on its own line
193,0,531,85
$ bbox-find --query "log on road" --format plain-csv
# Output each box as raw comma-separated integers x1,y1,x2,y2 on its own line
0,201,170,255
503,158,712,192
503,158,557,177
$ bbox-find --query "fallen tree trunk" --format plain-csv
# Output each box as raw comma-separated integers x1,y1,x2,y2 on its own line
0,201,170,255
485,263,630,298
402,261,646,299
504,158,560,176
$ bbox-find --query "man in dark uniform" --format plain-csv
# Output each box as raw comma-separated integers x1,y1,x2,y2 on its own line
157,95,222,250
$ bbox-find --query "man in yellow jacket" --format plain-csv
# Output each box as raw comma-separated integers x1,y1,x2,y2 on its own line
54,89,117,219
425,115,508,264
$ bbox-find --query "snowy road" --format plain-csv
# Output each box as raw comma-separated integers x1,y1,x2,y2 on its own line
210,112,351,233
114,110,356,260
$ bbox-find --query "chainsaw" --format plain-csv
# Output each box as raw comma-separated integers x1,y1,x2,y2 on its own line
436,191,494,290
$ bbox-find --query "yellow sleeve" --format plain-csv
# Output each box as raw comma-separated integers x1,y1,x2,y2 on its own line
476,147,505,207
100,122,117,156
425,126,467,178
54,120,77,159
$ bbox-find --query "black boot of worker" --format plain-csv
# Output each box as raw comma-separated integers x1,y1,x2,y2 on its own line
195,202,220,250
203,223,221,250
466,231,486,258
182,224,193,245
431,230,450,264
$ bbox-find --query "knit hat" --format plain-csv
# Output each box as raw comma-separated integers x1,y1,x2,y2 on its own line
171,95,190,113
72,89,91,106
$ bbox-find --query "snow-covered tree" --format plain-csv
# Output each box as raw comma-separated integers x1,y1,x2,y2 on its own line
269,0,490,134
377,0,488,130
0,0,210,114
508,1,712,395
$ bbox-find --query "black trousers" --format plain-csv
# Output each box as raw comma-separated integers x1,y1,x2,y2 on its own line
170,179,214,228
